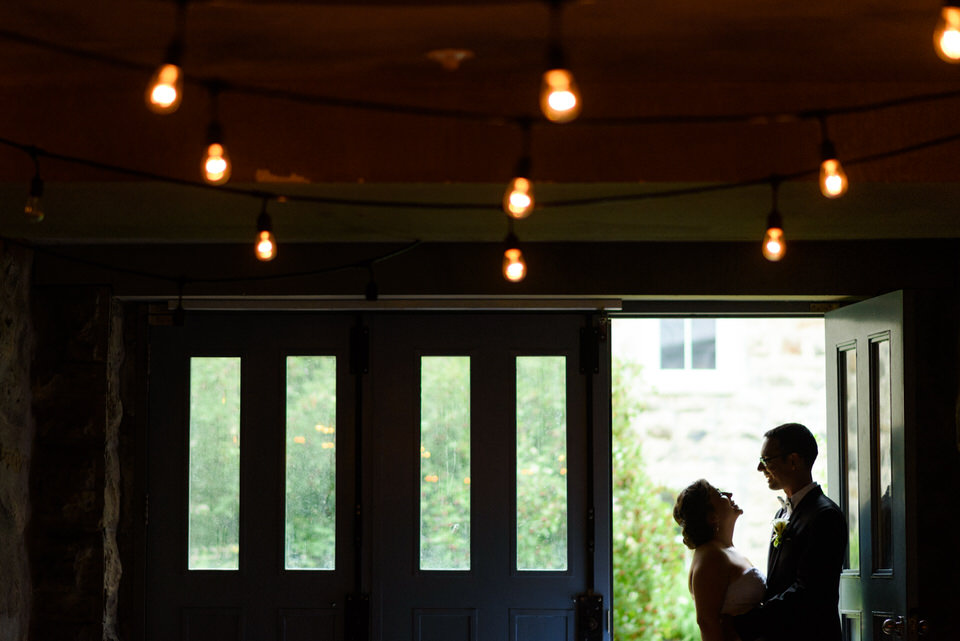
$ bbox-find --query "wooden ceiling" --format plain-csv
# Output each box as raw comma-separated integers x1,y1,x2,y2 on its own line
1,0,959,243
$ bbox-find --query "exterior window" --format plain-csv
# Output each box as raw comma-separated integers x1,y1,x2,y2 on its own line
660,319,716,370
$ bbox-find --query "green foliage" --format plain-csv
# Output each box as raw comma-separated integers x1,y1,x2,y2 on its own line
419,356,472,569
612,360,698,641
284,356,337,569
515,356,568,570
188,357,242,569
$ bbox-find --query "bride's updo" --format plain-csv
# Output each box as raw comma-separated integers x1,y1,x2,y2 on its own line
672,479,716,549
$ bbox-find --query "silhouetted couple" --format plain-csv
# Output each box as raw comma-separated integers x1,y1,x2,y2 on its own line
672,422,846,641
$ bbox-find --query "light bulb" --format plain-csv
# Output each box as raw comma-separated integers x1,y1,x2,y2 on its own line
255,230,277,261
503,248,526,282
202,142,231,185
503,176,534,219
255,209,276,261
935,5,960,62
762,210,786,262
25,175,44,222
540,68,581,123
819,158,848,198
146,63,183,114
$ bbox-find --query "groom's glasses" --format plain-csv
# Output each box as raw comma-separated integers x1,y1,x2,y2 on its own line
759,453,785,468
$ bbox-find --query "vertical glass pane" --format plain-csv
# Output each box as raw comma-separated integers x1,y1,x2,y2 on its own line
516,356,568,571
841,614,862,641
660,319,684,369
841,347,859,571
872,338,893,570
420,356,471,570
285,356,337,570
690,318,717,369
189,357,241,570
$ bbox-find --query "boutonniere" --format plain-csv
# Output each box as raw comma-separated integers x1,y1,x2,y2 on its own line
771,517,789,548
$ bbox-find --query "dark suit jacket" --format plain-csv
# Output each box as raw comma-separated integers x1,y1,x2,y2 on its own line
734,486,847,641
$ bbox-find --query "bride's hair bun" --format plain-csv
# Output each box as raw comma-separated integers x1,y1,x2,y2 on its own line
673,479,716,549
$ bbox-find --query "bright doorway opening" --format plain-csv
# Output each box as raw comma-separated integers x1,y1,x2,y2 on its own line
611,317,827,640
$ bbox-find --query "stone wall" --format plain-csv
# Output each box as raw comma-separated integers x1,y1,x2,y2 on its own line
29,285,122,641
0,243,33,641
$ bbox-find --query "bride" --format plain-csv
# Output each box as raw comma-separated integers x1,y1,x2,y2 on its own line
673,479,765,641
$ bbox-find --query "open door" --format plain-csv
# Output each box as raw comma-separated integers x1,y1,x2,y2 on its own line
826,291,919,641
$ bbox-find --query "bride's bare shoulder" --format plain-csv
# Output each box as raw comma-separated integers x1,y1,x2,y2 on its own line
690,541,732,574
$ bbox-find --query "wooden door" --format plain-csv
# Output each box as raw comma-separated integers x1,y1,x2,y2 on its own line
826,291,917,641
145,312,612,641
368,313,610,641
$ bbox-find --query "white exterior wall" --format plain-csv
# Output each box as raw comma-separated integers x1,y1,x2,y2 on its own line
613,317,827,567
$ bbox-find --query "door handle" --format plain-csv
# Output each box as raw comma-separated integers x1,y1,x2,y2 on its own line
881,616,904,637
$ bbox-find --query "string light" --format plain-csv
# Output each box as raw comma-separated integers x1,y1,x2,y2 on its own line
255,200,277,261
502,224,527,282
145,0,187,114
201,85,231,185
818,118,848,198
504,124,535,218
540,1,581,123
935,1,960,63
762,178,786,262
24,151,44,222
202,123,231,185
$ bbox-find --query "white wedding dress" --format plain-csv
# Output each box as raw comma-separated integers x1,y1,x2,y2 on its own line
720,567,766,615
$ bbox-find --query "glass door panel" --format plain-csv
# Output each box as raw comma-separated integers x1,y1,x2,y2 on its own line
284,355,337,571
516,356,568,571
419,356,472,571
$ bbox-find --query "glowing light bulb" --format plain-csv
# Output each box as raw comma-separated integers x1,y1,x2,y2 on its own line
503,248,527,281
503,176,534,218
255,209,276,261
935,5,960,62
24,175,44,222
202,142,231,185
762,210,786,262
540,68,581,123
255,230,276,261
819,158,848,198
146,63,183,114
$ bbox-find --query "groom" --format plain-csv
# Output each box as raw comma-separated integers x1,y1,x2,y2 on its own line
734,422,847,641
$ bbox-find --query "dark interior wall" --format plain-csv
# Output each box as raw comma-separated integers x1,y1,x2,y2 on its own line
0,243,32,641
2,238,958,640
28,240,960,301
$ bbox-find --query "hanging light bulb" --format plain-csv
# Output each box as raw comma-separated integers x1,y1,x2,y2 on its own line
503,156,534,218
202,122,231,185
24,174,44,222
819,140,848,198
255,203,277,262
146,2,187,113
935,2,960,63
761,179,786,262
502,232,527,282
540,67,581,123
146,61,183,114
539,2,580,123
762,213,786,262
